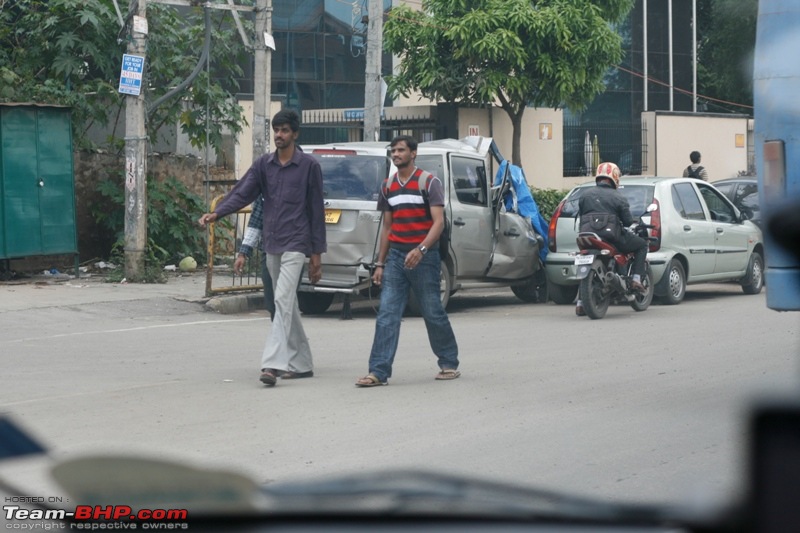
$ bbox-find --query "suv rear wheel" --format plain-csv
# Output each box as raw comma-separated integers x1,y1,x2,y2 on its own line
298,292,335,315
511,266,548,303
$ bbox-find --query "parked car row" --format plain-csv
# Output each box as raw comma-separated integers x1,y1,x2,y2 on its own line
545,176,764,306
276,139,763,315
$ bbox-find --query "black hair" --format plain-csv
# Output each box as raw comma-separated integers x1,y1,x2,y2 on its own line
272,109,300,132
690,151,701,164
390,135,417,152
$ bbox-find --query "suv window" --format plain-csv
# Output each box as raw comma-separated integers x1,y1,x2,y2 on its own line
737,183,759,211
561,184,654,217
451,156,488,206
311,153,388,201
672,183,706,220
416,154,445,183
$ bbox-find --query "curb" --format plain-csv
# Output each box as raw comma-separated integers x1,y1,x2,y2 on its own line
205,293,266,315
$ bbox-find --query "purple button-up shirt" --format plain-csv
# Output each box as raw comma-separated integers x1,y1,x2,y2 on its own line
214,147,327,256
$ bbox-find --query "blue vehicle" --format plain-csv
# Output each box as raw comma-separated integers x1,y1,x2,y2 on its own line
754,0,800,311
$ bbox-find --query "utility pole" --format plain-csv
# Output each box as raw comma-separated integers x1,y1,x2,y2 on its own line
253,0,273,160
124,0,148,280
363,0,383,142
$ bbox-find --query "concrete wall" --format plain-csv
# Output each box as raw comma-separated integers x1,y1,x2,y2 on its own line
644,111,751,181
454,107,565,190
235,99,283,178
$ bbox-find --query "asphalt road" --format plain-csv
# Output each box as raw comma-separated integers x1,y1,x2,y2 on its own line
1,276,798,513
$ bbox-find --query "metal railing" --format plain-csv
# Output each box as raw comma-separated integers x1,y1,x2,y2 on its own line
204,194,264,297
563,119,648,177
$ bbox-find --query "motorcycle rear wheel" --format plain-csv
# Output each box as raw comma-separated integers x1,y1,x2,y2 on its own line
579,262,610,319
630,265,655,312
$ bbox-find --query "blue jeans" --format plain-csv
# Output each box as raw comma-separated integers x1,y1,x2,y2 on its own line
367,247,459,382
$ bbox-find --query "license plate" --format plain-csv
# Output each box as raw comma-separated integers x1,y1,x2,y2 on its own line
574,254,594,266
325,209,342,224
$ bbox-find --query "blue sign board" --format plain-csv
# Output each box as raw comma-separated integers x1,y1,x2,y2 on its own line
344,109,364,121
344,109,385,121
118,54,145,96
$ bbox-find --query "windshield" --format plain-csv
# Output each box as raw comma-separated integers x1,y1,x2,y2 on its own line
311,153,388,201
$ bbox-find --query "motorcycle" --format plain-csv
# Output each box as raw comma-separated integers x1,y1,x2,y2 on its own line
574,217,655,319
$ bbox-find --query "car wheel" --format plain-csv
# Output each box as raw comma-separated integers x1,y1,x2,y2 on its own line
297,292,335,315
511,264,548,303
548,280,579,305
656,259,686,305
407,260,451,315
741,252,764,295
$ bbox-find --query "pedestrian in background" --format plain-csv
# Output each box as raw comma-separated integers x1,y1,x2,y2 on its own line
199,109,326,387
355,135,460,387
683,151,709,181
234,195,275,321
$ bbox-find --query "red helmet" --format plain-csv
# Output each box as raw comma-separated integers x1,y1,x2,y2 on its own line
595,162,621,189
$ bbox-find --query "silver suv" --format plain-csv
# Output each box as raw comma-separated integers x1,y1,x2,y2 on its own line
296,139,546,314
545,177,764,305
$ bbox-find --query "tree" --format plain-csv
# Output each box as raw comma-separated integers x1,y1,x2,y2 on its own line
383,0,634,165
0,0,249,154
697,0,757,113
0,0,123,145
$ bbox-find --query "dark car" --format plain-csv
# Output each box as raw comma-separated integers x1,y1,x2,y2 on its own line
713,177,761,228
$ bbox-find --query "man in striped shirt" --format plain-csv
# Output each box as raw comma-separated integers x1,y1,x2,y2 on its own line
356,135,460,387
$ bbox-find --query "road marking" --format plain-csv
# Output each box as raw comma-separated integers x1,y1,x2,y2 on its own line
2,317,265,344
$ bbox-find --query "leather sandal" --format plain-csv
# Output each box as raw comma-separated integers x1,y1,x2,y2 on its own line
259,370,278,386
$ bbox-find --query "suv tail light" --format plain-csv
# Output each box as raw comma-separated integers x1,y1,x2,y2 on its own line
548,199,566,253
648,198,661,252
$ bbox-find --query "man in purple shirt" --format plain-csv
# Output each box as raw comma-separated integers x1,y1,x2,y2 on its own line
198,109,327,386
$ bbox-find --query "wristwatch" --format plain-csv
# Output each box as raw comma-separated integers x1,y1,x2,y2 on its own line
418,244,428,255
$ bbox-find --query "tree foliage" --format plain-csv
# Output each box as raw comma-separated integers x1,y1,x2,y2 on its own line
0,0,250,153
697,0,757,113
383,0,634,164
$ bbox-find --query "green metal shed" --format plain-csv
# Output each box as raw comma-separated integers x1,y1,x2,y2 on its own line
0,104,78,267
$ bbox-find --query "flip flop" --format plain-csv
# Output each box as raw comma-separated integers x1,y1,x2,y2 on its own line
355,374,387,387
435,369,461,381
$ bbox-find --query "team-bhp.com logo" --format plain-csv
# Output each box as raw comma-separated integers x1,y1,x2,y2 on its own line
4,504,188,529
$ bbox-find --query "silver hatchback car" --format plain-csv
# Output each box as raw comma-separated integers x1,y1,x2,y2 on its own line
545,177,764,305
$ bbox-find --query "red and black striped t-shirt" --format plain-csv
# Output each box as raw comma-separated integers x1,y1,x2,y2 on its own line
378,168,444,251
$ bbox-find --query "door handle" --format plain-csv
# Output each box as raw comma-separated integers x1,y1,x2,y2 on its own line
683,225,691,232
453,218,466,226
716,227,724,234
504,229,520,237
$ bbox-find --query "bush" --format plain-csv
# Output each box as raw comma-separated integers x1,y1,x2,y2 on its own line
530,187,571,222
92,174,220,270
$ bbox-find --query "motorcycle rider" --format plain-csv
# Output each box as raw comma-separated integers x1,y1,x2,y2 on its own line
575,162,648,316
